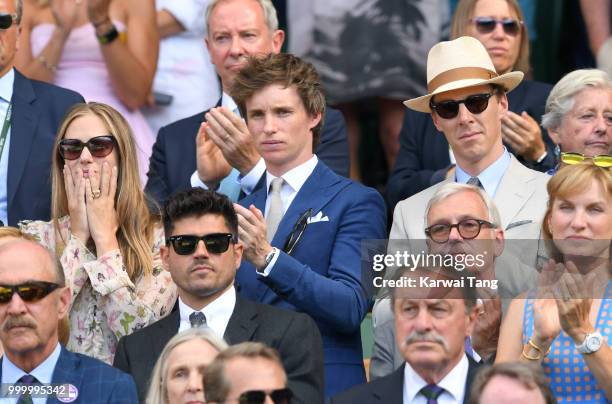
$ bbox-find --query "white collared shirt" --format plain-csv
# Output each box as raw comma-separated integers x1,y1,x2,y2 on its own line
402,354,469,404
178,286,236,337
0,343,61,404
0,68,15,225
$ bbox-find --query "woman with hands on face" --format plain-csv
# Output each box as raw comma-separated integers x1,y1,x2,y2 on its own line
20,102,177,364
15,0,158,184
496,163,612,403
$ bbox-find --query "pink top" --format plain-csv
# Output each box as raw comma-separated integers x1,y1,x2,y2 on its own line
30,23,155,185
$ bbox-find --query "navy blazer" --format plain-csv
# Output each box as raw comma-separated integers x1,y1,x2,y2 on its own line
145,102,350,205
6,70,84,226
236,161,387,398
328,357,482,404
0,346,138,403
386,79,554,209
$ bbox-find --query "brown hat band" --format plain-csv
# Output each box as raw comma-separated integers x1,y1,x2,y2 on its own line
427,67,499,93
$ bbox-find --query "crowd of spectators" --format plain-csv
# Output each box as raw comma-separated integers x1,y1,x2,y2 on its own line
0,0,609,403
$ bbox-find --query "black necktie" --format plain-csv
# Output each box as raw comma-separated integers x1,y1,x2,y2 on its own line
189,311,207,328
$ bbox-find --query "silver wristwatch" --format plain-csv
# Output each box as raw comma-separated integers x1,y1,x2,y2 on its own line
576,332,603,354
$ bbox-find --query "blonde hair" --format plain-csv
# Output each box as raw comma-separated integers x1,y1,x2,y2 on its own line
542,163,612,261
146,328,228,404
50,102,160,280
450,0,530,74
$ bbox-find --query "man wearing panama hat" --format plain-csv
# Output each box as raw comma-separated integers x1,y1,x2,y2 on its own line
370,36,550,380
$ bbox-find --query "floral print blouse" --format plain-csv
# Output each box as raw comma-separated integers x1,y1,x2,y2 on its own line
20,216,177,364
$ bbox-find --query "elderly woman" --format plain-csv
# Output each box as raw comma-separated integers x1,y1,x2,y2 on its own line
146,328,228,404
20,102,177,364
497,163,612,403
387,0,555,207
541,69,612,174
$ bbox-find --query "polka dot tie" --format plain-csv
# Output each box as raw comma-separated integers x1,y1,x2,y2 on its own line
189,311,207,328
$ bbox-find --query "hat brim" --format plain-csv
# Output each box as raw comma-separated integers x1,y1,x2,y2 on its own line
403,71,524,113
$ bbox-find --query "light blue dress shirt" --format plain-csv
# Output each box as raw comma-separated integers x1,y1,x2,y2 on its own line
455,149,511,197
0,343,61,404
0,68,15,225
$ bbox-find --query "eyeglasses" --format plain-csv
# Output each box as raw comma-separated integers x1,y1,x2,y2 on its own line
430,93,494,119
283,208,312,255
236,388,293,404
166,233,235,255
58,135,116,160
470,17,523,36
560,152,612,168
425,219,496,243
0,281,61,304
0,14,17,30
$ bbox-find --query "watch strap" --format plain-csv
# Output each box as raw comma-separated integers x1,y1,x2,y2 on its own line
97,24,119,45
576,332,603,354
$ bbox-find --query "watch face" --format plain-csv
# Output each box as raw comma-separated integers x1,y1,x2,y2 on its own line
586,334,602,352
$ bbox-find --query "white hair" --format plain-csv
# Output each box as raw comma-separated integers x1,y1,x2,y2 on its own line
205,0,279,36
542,69,612,130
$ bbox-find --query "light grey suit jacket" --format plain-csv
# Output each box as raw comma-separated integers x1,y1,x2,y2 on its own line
370,155,550,379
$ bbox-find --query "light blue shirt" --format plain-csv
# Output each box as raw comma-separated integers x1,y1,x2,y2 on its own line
0,343,61,404
0,68,15,225
455,149,511,197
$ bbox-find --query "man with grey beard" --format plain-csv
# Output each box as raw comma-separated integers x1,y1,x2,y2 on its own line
330,268,483,404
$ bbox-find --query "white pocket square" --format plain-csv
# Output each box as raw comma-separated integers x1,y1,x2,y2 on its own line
307,211,329,224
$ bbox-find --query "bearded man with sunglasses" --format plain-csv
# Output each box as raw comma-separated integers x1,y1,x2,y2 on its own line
113,188,324,404
0,0,84,227
0,238,138,403
370,36,550,379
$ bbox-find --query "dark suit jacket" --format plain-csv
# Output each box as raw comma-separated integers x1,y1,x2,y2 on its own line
144,101,349,204
0,346,138,403
328,358,482,404
113,294,324,404
6,69,84,226
386,79,554,209
236,161,387,397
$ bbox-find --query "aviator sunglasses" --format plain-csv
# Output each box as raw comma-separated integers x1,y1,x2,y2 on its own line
0,281,60,304
430,93,494,119
560,152,612,168
0,13,17,30
470,16,523,36
166,233,235,255
58,135,116,160
236,388,293,404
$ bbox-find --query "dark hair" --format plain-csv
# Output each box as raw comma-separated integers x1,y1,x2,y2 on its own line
469,362,557,404
163,188,238,238
230,53,326,151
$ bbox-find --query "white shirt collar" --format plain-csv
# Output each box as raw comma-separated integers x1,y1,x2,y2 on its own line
221,92,240,117
265,155,318,195
2,342,62,385
403,354,469,404
178,286,236,337
0,68,15,103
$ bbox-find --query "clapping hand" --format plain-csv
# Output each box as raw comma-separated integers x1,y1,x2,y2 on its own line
196,121,233,188
49,0,81,34
233,204,271,269
86,0,111,26
501,111,546,162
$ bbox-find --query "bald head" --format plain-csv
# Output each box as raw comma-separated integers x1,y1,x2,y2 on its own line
0,239,64,287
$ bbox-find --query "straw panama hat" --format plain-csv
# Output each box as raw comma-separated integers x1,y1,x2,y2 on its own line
404,36,524,113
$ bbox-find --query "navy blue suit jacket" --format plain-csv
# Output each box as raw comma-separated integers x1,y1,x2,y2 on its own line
144,103,349,205
6,70,84,226
0,346,138,403
386,79,554,209
236,160,387,398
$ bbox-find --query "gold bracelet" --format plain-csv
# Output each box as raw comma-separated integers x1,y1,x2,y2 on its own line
521,338,551,360
37,54,57,73
528,338,552,355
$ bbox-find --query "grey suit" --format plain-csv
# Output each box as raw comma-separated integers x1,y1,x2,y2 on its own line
370,155,550,379
113,294,324,404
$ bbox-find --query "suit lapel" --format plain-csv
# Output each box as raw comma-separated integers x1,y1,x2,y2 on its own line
463,356,483,404
492,156,535,229
7,70,39,208
223,294,258,344
371,364,405,402
152,310,181,355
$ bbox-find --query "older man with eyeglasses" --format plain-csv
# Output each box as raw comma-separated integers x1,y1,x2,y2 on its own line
0,235,138,403
370,36,550,380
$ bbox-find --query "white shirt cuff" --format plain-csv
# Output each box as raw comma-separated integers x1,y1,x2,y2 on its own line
239,158,266,195
190,170,209,189
258,248,280,277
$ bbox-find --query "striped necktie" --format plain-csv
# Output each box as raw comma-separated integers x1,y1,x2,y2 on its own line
17,374,39,404
419,384,445,404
